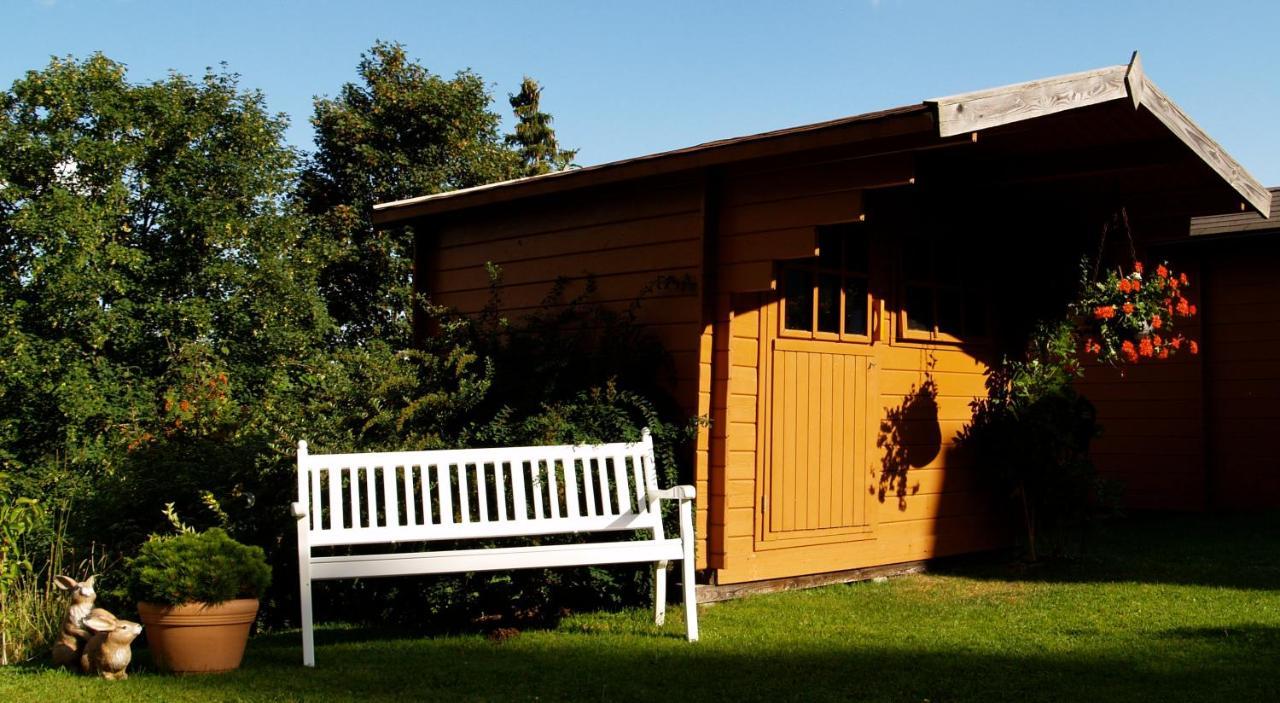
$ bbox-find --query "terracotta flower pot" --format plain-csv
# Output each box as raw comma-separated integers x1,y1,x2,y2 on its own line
136,598,259,674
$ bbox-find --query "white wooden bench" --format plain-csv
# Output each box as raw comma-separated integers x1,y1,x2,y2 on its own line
291,429,698,666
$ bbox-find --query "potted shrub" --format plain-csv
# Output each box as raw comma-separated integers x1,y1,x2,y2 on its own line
127,527,271,673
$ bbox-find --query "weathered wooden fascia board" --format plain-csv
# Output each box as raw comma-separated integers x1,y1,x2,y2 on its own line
929,52,1270,218
1134,76,1271,218
926,64,1129,138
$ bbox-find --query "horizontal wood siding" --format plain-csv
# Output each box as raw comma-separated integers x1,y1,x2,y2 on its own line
1203,241,1280,509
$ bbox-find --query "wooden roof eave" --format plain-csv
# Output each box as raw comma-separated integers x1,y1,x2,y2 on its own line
371,105,935,226
925,52,1270,219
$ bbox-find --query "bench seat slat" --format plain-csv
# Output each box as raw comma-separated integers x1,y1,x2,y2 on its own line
308,511,661,547
309,538,684,580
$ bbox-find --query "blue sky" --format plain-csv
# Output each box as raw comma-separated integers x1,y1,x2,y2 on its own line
5,0,1280,185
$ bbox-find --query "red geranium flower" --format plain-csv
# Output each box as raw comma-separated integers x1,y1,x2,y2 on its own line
1134,262,1144,274
1180,272,1189,286
1189,304,1197,316
1118,279,1132,294
1151,314,1162,330
1156,264,1169,279
1189,340,1199,355
1176,298,1191,316
1138,337,1154,358
1122,302,1135,315
1121,340,1138,363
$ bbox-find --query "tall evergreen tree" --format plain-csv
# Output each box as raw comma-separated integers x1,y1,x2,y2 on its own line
301,42,530,346
506,77,577,177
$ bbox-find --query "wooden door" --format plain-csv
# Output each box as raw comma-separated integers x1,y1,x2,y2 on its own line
758,223,879,547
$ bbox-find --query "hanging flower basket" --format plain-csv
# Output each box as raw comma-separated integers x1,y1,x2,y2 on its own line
1075,261,1200,365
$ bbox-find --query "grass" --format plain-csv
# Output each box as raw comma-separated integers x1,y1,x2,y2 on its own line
2,512,1278,702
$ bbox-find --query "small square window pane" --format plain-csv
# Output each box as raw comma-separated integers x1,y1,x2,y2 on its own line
844,277,868,336
784,268,813,331
817,228,843,270
937,287,963,337
817,273,840,333
906,285,935,332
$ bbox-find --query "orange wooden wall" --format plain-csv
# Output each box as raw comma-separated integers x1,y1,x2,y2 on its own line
424,175,708,423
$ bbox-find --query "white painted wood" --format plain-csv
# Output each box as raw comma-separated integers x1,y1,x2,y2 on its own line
295,441,316,667
294,431,698,665
402,465,416,527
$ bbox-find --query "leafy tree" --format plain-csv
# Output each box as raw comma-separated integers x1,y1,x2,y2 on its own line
506,77,577,177
300,41,524,345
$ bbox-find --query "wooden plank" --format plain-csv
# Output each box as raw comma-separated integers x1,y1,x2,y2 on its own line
927,65,1129,138
1136,76,1271,217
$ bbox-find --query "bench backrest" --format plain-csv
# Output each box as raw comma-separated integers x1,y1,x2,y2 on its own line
297,430,664,548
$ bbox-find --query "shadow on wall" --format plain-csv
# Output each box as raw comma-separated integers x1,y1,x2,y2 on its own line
876,362,941,511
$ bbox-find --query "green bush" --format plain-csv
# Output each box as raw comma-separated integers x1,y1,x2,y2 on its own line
127,528,271,606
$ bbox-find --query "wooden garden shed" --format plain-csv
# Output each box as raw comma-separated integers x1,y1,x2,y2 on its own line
373,54,1269,590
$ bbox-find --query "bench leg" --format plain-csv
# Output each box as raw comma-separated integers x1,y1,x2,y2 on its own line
653,560,668,626
678,498,699,642
299,564,315,667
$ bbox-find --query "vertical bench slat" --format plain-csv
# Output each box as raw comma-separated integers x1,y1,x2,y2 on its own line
438,463,453,525
511,460,528,520
476,462,490,522
630,453,645,513
383,465,400,527
329,467,345,530
402,465,416,527
494,461,508,521
364,465,377,527
350,467,363,529
611,455,630,515
596,455,612,514
457,463,471,523
309,465,322,531
561,452,580,518
581,454,598,516
531,460,546,520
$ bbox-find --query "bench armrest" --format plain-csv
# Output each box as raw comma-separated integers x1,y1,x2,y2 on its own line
291,501,308,518
648,485,696,502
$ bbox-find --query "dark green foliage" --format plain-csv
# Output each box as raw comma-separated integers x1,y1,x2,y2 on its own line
958,321,1105,560
127,528,270,605
506,77,577,177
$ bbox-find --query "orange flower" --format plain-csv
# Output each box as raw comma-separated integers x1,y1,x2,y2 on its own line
1171,336,1183,350
1121,340,1138,363
1189,304,1197,316
1118,279,1133,294
1176,297,1191,316
1122,302,1135,315
1157,264,1169,279
1132,278,1141,292
1153,334,1163,346
1094,305,1115,320
1189,340,1199,355
1134,261,1144,274
1158,349,1169,360
1180,272,1189,286
178,399,192,413
1151,314,1162,330
1138,337,1154,358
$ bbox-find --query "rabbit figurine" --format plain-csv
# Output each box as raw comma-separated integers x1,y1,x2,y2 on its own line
50,575,98,669
80,613,143,680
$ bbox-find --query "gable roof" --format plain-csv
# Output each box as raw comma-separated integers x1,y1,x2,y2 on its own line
374,52,1269,225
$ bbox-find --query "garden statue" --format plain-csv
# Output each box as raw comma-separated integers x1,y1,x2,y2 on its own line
80,614,143,680
50,575,102,668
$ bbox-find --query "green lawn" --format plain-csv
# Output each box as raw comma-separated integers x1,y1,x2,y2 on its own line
4,512,1278,702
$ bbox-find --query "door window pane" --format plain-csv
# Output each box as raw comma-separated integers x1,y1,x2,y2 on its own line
817,274,840,333
844,277,868,335
784,268,813,331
